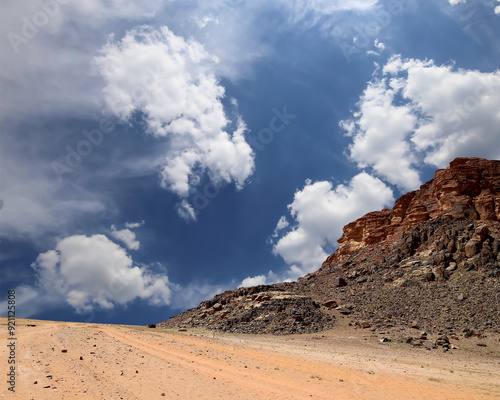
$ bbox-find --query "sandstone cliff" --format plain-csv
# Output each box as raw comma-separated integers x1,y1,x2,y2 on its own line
159,158,500,339
323,157,500,267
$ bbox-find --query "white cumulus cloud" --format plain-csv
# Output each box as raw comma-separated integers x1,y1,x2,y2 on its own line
14,234,171,316
110,225,140,250
342,55,500,189
240,274,268,288
273,173,394,279
94,26,255,199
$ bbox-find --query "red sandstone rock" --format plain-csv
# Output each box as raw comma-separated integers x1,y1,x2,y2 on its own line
323,158,500,266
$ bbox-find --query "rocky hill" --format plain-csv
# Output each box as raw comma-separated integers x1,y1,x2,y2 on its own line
159,158,500,340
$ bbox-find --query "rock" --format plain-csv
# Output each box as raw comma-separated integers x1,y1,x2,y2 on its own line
212,303,222,312
380,337,391,343
360,321,371,329
322,158,500,266
61,349,68,353
446,263,457,272
323,300,338,308
465,240,481,257
334,277,347,287
476,343,487,347
435,336,450,346
338,307,352,315
424,340,437,350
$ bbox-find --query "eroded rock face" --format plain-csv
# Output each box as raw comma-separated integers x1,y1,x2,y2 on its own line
324,158,500,266
159,158,500,336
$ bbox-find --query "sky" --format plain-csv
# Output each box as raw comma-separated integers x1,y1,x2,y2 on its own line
1,0,499,326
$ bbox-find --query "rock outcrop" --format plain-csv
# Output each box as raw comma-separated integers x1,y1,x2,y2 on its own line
323,157,500,266
160,283,335,335
159,158,500,336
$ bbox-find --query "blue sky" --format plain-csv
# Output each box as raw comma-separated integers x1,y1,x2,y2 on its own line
1,0,499,325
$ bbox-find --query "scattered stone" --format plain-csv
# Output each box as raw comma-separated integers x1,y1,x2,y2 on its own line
424,340,436,350
477,343,487,347
338,307,352,315
360,321,371,329
435,336,450,346
61,350,68,353
335,277,347,287
323,300,338,308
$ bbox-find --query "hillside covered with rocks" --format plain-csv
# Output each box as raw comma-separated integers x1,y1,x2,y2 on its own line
159,158,500,343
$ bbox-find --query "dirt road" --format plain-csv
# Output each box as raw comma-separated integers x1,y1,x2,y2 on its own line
1,319,499,399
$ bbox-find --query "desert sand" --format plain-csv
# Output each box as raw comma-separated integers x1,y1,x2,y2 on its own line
1,318,499,399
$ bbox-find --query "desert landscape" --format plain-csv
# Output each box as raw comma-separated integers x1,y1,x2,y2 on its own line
1,317,499,400
2,158,500,400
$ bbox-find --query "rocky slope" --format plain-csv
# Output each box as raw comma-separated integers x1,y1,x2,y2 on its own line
159,158,500,338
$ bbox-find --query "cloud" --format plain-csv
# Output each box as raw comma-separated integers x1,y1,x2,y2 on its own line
9,234,172,316
110,225,140,250
342,55,500,189
272,173,394,279
168,280,233,311
239,270,280,288
176,200,197,222
374,39,385,50
125,221,145,229
283,0,379,22
240,275,268,287
94,26,255,200
272,216,290,238
0,143,106,239
449,0,500,14
341,78,420,191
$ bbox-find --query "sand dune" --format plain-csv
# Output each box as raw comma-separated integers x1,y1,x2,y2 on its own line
1,318,499,399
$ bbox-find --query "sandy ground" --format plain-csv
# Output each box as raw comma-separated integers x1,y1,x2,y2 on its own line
1,318,499,400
